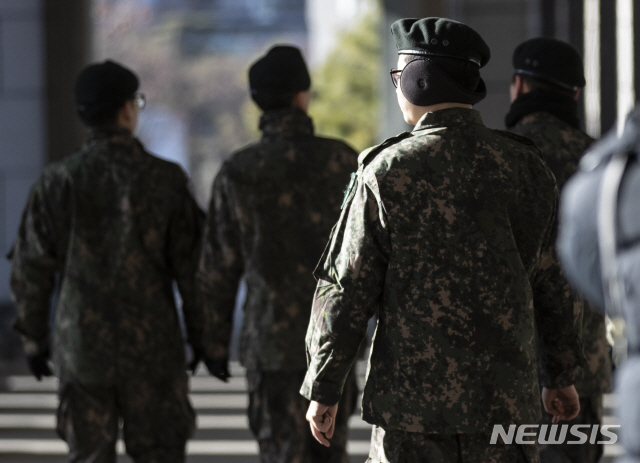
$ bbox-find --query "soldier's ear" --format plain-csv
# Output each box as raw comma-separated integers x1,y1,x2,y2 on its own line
116,100,138,133
509,74,526,103
292,90,311,112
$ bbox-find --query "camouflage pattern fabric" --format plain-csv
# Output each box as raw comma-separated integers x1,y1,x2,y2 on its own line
576,309,611,397
56,373,195,463
509,110,611,398
509,111,591,190
247,368,359,463
509,110,611,463
367,426,539,463
197,107,358,370
10,126,205,384
301,108,585,434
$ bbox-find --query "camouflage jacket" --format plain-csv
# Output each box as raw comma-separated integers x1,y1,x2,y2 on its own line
510,110,611,396
10,127,205,385
197,108,357,371
300,108,585,434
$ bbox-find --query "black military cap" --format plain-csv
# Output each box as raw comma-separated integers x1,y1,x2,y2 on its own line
513,37,585,89
74,60,139,108
391,17,490,68
249,45,311,94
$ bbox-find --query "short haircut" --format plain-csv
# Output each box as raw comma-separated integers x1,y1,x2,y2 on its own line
399,54,481,93
512,73,576,97
251,91,296,112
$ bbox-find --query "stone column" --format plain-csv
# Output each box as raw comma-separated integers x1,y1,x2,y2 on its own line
44,0,90,163
0,0,47,375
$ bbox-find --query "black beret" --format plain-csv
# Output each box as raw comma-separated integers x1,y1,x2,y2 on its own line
513,37,585,89
391,17,490,68
249,45,311,94
74,60,139,108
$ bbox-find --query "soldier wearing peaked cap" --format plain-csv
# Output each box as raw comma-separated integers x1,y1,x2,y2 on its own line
9,59,209,462
506,37,612,463
197,45,359,463
301,18,586,462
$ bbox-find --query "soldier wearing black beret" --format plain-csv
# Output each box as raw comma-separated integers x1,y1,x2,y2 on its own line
197,44,359,463
506,38,611,463
248,45,311,110
302,17,585,463
74,59,145,129
506,37,587,138
10,58,213,462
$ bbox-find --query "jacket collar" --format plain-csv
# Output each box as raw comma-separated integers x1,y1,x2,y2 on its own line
413,107,485,132
260,108,314,140
84,126,136,146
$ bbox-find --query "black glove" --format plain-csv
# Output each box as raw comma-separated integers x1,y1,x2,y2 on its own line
204,357,230,382
188,345,204,375
27,349,53,381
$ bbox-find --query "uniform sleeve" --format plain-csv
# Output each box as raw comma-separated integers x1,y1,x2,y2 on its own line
533,192,586,389
196,170,244,361
10,174,66,356
300,172,390,405
167,174,206,350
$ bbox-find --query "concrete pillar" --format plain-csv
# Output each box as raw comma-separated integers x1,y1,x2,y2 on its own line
600,1,618,134
44,0,91,163
635,0,640,100
0,0,46,304
0,0,47,374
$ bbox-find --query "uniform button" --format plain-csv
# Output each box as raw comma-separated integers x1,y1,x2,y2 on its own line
431,38,438,44
533,59,539,66
443,40,449,46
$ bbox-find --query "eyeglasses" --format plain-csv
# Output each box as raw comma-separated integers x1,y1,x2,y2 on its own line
133,92,146,110
390,69,402,88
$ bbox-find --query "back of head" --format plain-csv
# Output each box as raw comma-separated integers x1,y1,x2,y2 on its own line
74,60,139,127
390,17,490,107
512,37,585,93
248,45,311,112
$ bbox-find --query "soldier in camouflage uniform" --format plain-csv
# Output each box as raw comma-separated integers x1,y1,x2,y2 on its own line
506,38,612,463
301,18,586,463
9,60,206,463
197,45,359,463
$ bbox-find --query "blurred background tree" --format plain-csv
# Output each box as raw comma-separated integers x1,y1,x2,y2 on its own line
308,6,381,153
93,0,381,204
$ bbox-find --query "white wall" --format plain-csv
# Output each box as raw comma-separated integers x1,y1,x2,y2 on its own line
0,0,46,305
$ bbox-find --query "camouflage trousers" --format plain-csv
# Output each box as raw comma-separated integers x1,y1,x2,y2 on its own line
538,395,604,463
247,368,359,463
366,426,539,463
56,373,196,463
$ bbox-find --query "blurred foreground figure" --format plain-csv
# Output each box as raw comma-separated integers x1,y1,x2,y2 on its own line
301,17,585,463
506,37,611,463
558,107,640,463
9,60,206,463
197,45,359,463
